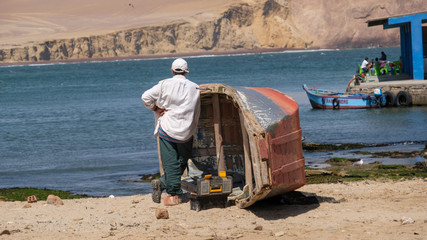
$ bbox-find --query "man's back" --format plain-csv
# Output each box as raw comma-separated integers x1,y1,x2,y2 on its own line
156,75,200,141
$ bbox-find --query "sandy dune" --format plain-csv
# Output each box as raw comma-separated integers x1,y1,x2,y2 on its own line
0,0,238,48
1,179,426,239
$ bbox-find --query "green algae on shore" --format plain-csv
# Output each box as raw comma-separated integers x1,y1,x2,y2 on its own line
354,150,422,158
0,188,87,202
302,142,387,151
325,158,361,164
139,172,161,182
305,158,427,184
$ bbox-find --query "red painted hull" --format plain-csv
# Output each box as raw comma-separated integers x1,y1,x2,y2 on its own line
247,87,306,198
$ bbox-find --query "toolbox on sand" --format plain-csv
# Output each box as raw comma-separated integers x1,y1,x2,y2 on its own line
182,173,233,211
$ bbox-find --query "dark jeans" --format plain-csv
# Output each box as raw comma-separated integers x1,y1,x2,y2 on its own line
158,137,193,196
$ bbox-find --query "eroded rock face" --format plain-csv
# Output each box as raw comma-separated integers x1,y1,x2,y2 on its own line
0,0,424,63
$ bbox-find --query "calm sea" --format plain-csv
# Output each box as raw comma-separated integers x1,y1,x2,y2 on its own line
1,47,426,196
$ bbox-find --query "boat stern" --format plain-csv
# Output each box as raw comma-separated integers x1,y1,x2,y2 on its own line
192,84,305,208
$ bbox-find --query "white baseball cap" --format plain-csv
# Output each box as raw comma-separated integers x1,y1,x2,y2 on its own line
171,58,189,73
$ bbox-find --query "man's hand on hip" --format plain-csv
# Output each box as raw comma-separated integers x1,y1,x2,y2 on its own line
152,106,166,116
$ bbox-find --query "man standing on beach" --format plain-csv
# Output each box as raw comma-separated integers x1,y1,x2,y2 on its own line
141,58,200,204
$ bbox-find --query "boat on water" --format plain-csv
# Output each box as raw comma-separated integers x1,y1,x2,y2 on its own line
180,83,305,208
303,84,387,109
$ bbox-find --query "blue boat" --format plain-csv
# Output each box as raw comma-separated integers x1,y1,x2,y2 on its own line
303,84,386,109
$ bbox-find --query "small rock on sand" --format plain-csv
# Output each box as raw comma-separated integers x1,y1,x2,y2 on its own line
254,225,263,231
401,216,415,225
46,195,64,206
155,208,169,219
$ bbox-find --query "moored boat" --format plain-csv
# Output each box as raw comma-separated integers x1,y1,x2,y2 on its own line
184,83,305,208
303,84,386,109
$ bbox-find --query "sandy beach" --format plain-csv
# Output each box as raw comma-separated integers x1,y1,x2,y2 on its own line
0,0,238,49
1,179,426,240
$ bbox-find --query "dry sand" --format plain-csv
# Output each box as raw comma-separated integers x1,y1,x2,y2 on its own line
1,179,426,240
0,0,239,49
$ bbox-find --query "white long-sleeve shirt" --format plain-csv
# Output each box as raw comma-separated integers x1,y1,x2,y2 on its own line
141,75,200,141
361,59,369,69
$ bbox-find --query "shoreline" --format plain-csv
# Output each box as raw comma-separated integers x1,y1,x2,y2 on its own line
2,158,426,201
0,45,402,67
0,47,316,67
1,141,425,200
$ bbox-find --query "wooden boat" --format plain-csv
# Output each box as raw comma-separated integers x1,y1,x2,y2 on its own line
303,84,386,109
186,83,305,208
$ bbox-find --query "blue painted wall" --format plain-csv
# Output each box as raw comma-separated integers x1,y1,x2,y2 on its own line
384,12,427,80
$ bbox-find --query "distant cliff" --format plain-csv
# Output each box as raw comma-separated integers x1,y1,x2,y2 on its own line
0,0,425,63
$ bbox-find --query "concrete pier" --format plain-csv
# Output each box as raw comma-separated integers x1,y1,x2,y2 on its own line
358,12,427,106
347,75,427,106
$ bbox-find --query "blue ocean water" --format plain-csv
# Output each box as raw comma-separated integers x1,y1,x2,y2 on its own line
1,47,426,196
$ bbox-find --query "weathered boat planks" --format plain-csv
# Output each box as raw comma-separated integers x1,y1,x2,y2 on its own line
191,83,305,208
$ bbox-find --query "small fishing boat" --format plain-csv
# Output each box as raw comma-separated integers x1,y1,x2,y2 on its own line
181,83,305,208
303,84,386,109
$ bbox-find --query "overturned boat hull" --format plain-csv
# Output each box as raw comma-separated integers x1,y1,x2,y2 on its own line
191,83,305,208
